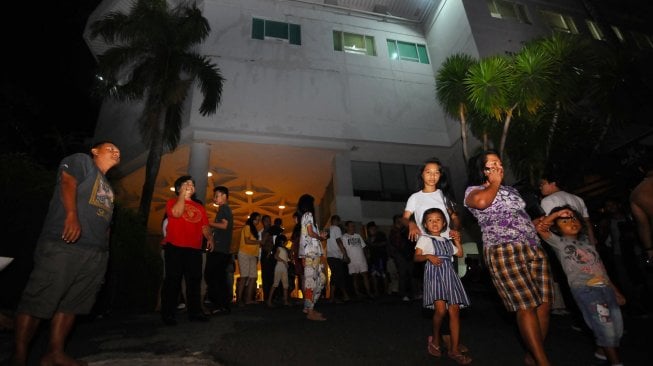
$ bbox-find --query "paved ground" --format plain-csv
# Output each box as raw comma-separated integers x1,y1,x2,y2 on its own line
1,281,651,366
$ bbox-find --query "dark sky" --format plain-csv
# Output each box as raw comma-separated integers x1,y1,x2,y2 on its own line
2,1,102,166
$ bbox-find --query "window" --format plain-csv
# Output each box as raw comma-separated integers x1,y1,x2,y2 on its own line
387,39,429,64
487,0,531,24
252,18,301,45
586,20,605,41
539,10,578,34
631,31,653,49
611,26,625,43
333,31,376,56
351,161,420,202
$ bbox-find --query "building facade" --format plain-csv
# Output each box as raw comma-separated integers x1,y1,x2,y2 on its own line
84,0,652,232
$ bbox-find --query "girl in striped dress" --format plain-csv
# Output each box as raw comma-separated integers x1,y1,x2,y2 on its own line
415,208,472,365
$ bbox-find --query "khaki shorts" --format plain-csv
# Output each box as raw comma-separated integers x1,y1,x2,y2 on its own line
237,252,258,278
17,238,108,318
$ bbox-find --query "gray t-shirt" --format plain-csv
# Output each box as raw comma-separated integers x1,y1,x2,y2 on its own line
543,233,610,288
212,204,233,254
40,153,114,249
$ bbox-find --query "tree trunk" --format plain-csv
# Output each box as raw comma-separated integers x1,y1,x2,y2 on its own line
138,113,166,223
499,105,516,157
459,103,469,163
545,100,561,161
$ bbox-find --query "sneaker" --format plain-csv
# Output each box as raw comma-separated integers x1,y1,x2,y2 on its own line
177,302,186,311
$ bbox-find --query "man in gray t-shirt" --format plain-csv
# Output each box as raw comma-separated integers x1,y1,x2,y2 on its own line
205,186,234,314
13,142,120,366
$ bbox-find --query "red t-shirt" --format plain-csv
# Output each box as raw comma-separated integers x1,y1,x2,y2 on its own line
164,198,209,249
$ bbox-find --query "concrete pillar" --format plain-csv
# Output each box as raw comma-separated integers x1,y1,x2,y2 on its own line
188,141,211,204
332,152,361,222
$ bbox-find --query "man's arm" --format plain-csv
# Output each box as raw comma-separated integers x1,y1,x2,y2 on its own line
61,171,81,243
202,225,214,252
631,201,653,259
336,237,349,261
209,218,228,229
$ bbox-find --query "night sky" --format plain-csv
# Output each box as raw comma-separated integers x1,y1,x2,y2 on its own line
2,1,102,167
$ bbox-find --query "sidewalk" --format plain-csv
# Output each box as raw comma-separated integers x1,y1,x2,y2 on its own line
1,283,651,365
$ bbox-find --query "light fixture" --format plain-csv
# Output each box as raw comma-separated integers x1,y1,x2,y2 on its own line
278,205,286,209
245,190,254,196
207,172,213,177
169,187,175,192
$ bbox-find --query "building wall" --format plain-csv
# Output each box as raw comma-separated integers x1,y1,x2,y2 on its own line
189,0,454,148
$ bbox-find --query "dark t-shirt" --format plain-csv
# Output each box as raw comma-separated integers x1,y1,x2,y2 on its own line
40,153,114,249
212,204,233,254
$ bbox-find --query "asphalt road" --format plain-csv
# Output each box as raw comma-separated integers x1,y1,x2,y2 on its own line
1,281,651,366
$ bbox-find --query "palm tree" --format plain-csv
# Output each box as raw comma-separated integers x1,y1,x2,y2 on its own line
90,0,224,220
435,53,478,162
465,45,554,158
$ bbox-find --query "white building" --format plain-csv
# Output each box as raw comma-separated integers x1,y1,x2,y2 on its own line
85,0,632,232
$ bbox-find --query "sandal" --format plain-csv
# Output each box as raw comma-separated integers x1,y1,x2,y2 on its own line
449,352,472,365
427,336,442,357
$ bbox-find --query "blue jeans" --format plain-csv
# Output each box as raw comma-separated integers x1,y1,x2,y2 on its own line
571,286,623,347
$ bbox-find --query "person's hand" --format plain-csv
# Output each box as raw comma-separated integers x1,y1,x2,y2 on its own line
408,222,422,242
206,239,214,252
449,229,461,242
485,165,503,185
427,255,442,266
62,213,81,243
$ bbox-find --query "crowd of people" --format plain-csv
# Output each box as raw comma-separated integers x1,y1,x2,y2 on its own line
7,143,653,366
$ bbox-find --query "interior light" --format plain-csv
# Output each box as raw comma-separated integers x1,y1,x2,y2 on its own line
278,205,286,209
245,190,254,196
169,187,175,191
207,172,213,177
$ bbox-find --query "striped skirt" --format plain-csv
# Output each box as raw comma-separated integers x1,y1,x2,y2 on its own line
423,257,470,309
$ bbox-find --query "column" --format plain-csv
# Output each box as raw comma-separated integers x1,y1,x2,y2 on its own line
188,141,211,204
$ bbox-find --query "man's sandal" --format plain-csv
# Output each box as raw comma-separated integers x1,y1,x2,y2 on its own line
449,352,472,365
427,336,443,357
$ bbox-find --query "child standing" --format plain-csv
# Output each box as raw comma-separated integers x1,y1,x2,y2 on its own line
342,221,374,299
267,234,291,307
415,208,471,365
536,206,626,366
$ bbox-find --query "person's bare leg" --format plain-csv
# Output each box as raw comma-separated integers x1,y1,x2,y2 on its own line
536,302,551,339
40,312,87,366
236,277,247,306
362,272,373,297
516,308,550,366
267,286,277,306
12,313,41,366
448,305,461,354
603,346,621,365
282,288,289,305
245,279,257,304
432,302,446,348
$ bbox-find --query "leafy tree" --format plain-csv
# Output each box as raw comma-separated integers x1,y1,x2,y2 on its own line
436,53,478,162
90,0,224,220
465,47,554,158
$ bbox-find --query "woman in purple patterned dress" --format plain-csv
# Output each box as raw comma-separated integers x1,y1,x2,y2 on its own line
464,151,553,366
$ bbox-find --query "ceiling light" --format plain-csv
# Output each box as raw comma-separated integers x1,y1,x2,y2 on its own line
245,190,254,195
169,187,175,191
278,205,285,209
207,172,213,177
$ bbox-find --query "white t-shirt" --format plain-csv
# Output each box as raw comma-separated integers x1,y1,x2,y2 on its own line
326,225,344,259
540,191,590,217
342,233,367,265
405,190,451,238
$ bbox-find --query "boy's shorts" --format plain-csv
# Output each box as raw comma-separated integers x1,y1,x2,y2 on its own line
18,239,108,318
